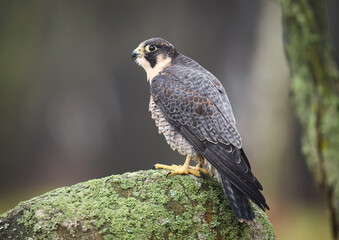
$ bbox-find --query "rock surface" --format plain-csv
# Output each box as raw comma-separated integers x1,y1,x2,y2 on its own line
0,170,275,239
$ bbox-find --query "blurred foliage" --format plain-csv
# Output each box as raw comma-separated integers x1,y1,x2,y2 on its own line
276,204,331,240
279,0,339,238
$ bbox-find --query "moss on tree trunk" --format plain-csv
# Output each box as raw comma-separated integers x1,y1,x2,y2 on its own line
277,0,339,239
0,170,275,240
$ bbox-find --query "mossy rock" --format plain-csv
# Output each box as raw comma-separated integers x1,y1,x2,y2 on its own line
0,170,275,239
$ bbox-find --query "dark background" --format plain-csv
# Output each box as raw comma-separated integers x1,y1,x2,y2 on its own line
0,1,338,239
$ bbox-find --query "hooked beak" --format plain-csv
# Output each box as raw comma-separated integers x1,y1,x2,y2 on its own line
131,47,143,60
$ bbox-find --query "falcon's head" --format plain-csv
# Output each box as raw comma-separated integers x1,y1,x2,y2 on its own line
132,38,178,81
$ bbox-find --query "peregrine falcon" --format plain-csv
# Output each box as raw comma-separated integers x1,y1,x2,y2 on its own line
131,38,269,222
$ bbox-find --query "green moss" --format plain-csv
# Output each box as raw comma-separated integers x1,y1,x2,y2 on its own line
0,170,275,239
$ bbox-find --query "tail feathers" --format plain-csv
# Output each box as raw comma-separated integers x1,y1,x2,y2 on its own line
219,174,255,222
203,142,269,211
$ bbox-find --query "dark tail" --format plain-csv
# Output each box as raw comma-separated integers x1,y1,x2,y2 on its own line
202,142,269,222
219,173,255,222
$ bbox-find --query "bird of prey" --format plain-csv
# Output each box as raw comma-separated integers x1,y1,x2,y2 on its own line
131,37,269,222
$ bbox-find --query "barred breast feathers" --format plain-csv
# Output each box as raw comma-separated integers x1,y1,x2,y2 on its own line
149,96,197,157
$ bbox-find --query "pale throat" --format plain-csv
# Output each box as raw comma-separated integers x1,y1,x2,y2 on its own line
136,55,172,83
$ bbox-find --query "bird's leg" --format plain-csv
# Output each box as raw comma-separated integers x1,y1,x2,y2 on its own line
154,155,192,176
154,155,209,177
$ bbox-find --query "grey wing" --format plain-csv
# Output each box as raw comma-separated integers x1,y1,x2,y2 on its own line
181,66,237,125
154,66,241,148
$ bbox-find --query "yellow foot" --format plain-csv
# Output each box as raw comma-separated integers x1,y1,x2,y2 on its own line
191,163,210,175
154,163,209,177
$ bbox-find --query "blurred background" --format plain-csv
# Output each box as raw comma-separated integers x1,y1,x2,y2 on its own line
0,0,338,239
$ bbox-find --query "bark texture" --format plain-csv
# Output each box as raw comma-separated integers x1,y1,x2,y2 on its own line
0,170,275,240
278,0,339,239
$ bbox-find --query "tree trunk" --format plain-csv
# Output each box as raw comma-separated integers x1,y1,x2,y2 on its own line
278,0,339,239
0,170,275,240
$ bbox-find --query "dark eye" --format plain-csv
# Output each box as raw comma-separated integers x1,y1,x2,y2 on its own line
149,45,156,51
146,45,157,52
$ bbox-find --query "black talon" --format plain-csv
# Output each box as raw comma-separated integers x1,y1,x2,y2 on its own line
199,171,206,179
166,171,172,178
152,165,157,170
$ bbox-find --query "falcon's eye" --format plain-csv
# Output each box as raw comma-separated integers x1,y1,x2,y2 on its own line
145,45,157,52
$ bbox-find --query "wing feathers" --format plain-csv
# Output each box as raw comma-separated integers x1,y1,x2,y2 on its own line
152,72,241,147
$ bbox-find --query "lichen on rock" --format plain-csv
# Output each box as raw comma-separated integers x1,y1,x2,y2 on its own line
0,170,275,240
